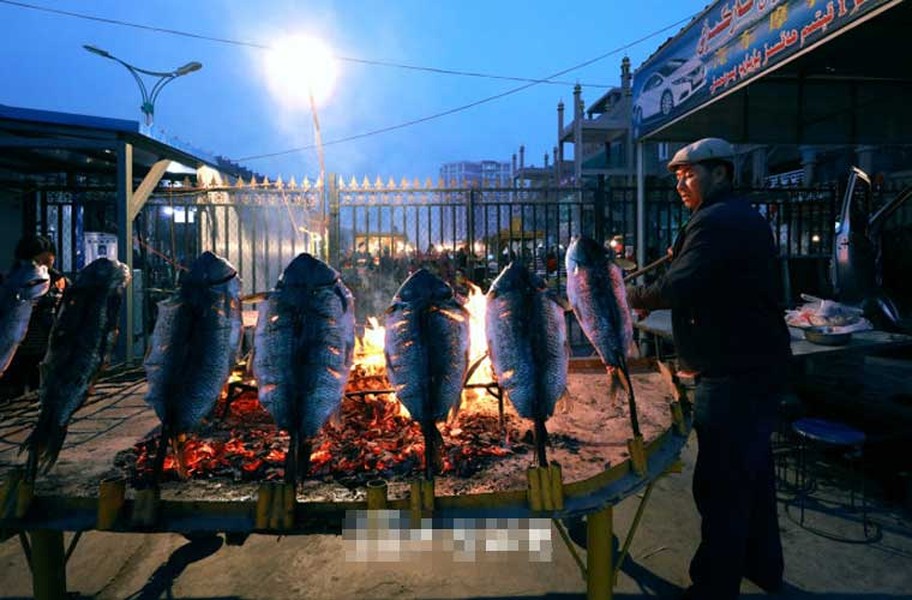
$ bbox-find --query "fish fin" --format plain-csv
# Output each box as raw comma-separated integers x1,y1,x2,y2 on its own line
327,406,343,429
333,285,349,313
555,388,573,415
21,413,67,477
607,366,631,413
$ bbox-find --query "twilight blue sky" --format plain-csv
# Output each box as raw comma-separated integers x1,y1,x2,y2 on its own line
0,0,710,181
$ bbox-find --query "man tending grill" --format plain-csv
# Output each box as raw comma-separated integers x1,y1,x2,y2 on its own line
626,138,792,599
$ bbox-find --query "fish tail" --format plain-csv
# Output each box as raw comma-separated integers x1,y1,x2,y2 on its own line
618,359,641,438
284,430,311,486
607,366,631,404
534,417,550,468
284,431,298,486
21,414,67,477
422,422,444,479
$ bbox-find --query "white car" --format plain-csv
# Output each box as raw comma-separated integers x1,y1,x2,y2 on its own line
633,57,706,123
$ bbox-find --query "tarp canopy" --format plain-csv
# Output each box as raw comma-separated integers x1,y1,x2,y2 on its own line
632,0,912,144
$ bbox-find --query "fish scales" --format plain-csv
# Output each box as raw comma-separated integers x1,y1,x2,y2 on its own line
565,236,635,368
384,269,469,424
485,262,568,420
27,257,130,472
144,251,242,432
0,261,49,378
253,253,355,439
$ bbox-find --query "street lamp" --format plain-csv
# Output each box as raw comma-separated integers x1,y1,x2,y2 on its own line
83,44,202,127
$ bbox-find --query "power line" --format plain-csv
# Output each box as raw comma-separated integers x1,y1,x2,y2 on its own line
237,14,695,162
0,0,697,162
0,0,610,87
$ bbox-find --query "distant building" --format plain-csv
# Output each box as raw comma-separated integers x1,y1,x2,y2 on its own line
437,160,512,252
513,57,678,189
439,160,511,187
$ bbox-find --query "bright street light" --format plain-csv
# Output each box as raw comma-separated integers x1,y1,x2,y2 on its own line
83,44,202,127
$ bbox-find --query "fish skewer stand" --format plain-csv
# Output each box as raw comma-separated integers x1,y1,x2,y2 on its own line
0,356,693,600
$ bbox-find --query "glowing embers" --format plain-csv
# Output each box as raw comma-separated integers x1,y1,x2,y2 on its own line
127,368,514,485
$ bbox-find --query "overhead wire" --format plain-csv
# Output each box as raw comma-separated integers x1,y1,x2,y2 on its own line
0,0,610,87
237,14,694,161
0,0,697,162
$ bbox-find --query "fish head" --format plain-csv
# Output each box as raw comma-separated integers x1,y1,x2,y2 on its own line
184,251,238,287
4,261,50,302
392,268,454,305
565,236,611,273
489,261,545,297
78,257,131,290
278,253,340,291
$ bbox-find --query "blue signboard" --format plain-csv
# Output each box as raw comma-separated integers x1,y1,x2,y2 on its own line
631,0,895,139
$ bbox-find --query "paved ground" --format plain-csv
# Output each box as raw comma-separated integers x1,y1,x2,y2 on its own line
2,433,911,599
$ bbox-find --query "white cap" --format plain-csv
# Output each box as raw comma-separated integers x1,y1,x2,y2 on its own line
667,137,734,171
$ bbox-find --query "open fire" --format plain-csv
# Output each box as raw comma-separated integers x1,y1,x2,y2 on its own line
125,283,520,484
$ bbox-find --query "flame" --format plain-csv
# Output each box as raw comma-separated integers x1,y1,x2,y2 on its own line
354,316,387,372
463,282,494,386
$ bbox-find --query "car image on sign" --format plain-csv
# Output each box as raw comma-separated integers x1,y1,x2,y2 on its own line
633,57,706,125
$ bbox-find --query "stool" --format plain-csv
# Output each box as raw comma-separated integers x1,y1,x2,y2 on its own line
790,417,877,541
772,393,804,489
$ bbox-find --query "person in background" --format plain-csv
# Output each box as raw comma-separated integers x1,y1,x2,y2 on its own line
3,234,69,395
625,138,792,599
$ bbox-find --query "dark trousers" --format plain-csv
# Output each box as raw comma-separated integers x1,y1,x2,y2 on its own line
688,373,784,599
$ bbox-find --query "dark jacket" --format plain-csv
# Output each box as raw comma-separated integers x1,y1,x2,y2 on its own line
627,191,791,376
19,267,68,356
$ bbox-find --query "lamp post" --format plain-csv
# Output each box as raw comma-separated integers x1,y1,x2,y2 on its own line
83,44,202,127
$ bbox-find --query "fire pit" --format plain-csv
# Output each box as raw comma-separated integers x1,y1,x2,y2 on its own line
0,283,694,600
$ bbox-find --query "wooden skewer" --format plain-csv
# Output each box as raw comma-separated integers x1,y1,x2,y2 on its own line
623,254,672,282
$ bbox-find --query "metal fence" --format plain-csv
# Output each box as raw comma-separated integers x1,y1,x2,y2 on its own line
33,179,838,355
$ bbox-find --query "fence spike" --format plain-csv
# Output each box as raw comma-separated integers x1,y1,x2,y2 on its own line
275,175,285,188
288,176,298,189
235,175,246,188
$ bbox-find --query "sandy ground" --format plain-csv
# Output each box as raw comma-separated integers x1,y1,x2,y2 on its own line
2,362,912,599
2,433,912,598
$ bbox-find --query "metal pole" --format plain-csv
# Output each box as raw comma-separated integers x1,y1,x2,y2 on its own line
117,142,135,364
636,142,646,271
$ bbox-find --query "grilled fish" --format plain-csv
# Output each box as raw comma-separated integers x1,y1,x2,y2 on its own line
253,253,355,485
565,236,640,431
0,261,50,378
485,262,569,466
144,251,242,480
384,268,469,478
25,257,130,475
